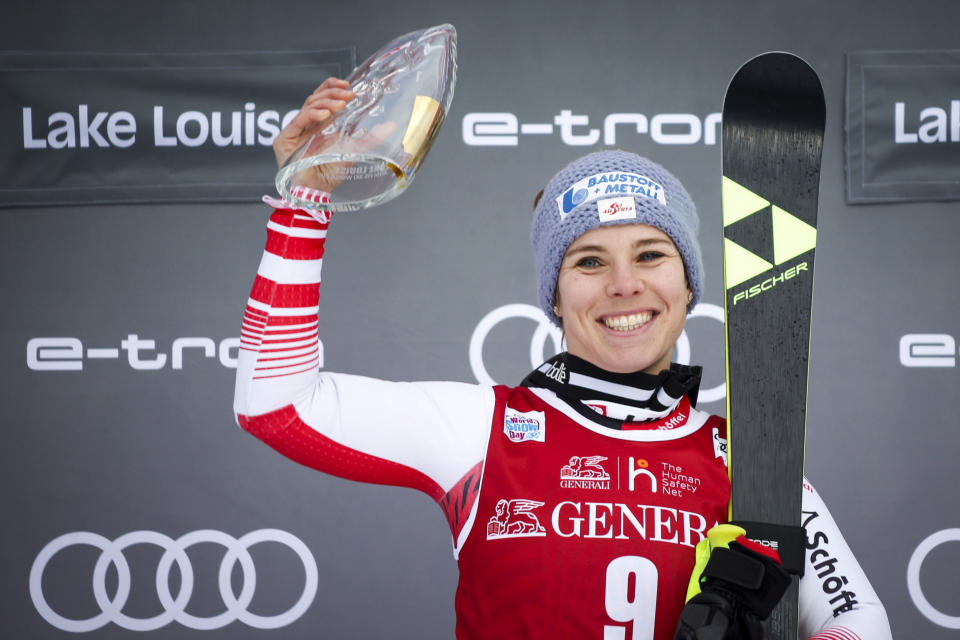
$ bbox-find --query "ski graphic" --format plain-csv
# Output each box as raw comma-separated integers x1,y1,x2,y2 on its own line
722,52,825,639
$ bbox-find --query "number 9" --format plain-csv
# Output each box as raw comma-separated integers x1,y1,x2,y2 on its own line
604,556,658,640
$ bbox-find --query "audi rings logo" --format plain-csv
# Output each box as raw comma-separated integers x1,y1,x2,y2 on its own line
908,528,960,629
30,529,318,632
469,303,726,403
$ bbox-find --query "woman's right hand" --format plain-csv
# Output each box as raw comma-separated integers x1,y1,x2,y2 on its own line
273,77,356,169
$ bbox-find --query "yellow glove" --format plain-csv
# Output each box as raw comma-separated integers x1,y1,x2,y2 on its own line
684,523,746,602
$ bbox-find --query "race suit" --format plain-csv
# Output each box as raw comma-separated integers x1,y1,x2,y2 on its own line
233,201,892,640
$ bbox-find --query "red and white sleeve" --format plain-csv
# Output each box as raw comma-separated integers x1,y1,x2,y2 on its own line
233,196,493,543
799,480,892,640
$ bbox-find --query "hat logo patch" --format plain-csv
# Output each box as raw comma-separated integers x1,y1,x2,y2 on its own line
555,172,666,220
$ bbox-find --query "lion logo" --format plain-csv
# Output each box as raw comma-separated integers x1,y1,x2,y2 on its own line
560,455,610,480
486,499,547,539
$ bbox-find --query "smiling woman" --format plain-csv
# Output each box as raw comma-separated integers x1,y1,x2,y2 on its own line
557,225,690,374
233,82,891,640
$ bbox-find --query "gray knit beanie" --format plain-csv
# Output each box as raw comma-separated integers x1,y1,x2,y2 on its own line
531,150,702,327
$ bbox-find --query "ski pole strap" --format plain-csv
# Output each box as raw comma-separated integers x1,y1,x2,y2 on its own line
732,520,806,576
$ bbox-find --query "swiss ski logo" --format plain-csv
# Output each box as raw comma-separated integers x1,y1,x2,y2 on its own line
486,499,547,539
597,196,636,221
503,407,546,443
560,455,611,489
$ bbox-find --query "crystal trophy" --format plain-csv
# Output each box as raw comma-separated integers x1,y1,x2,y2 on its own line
276,23,457,211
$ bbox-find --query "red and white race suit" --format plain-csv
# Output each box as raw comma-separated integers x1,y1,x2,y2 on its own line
234,202,892,640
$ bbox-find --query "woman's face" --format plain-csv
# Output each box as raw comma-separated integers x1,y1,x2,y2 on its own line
555,224,690,375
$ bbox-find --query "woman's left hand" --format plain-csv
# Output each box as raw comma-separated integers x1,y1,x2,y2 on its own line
273,77,356,169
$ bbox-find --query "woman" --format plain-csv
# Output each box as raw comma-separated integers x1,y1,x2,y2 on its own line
234,79,891,639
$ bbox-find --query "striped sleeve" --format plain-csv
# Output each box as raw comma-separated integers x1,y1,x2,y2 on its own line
233,197,493,542
238,209,326,382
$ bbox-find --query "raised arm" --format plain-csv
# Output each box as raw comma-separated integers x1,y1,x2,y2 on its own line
233,80,493,542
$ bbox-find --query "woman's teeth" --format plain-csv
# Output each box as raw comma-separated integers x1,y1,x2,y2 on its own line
603,312,652,331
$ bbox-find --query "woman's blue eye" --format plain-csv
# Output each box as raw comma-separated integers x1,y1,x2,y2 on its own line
577,256,601,268
639,251,664,262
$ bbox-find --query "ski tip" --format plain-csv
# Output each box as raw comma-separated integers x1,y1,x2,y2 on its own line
723,51,825,123
728,51,823,90
738,51,817,73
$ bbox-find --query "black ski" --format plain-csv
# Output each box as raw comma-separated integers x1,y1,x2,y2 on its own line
721,52,825,639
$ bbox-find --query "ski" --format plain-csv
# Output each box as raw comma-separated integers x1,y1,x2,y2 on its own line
721,52,825,639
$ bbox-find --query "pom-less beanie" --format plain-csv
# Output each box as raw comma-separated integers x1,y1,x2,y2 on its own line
531,151,703,327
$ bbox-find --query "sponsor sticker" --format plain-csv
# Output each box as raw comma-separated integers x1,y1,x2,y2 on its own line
504,407,546,443
554,171,666,220
713,427,727,465
597,196,637,221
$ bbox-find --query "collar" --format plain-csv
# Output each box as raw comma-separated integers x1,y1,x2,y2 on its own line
520,352,702,428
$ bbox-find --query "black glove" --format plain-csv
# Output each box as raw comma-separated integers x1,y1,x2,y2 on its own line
673,538,791,640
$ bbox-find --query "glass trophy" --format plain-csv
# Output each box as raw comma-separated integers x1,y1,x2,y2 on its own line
276,23,457,211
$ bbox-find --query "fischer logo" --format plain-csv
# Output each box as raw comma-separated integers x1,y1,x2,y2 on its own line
22,103,299,150
802,510,860,617
894,100,960,144
908,528,960,629
469,302,727,404
899,333,958,367
463,110,722,147
486,499,548,539
560,455,611,489
26,334,310,371
731,262,809,306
